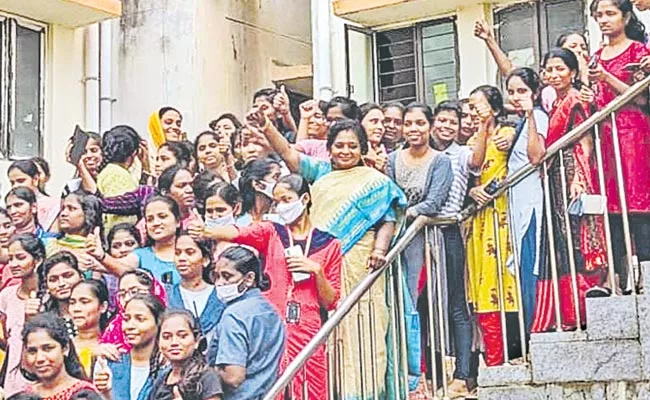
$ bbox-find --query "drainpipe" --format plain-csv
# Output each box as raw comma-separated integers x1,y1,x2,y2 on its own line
84,23,100,133
311,0,333,101
99,20,112,134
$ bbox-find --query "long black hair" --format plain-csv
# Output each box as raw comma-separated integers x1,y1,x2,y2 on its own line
102,125,140,164
217,246,270,291
157,309,208,398
8,234,45,273
197,181,240,217
590,0,646,43
238,159,280,214
543,48,582,89
61,191,103,238
70,279,111,331
125,293,166,378
39,251,82,313
8,160,45,195
143,195,181,246
21,313,87,382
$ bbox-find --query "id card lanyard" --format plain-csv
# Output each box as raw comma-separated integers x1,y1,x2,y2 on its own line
285,227,313,324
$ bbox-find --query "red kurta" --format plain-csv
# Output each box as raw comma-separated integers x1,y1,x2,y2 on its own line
595,41,650,213
234,222,342,400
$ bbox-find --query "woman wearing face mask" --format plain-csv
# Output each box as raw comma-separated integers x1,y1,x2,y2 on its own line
94,294,165,400
88,196,182,285
195,131,237,183
21,313,97,398
189,174,341,400
0,208,17,289
0,234,45,396
149,310,223,400
206,246,285,400
243,110,406,399
360,103,388,173
196,182,241,257
69,280,120,375
100,270,167,353
35,251,83,319
7,160,60,232
149,107,186,149
466,85,519,367
585,0,650,291
236,158,282,225
168,235,224,343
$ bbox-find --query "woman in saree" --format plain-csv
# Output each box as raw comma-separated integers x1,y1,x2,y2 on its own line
148,106,186,149
466,85,518,367
253,108,407,399
531,48,607,333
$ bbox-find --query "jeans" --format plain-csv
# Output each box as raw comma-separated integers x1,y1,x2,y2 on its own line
442,225,472,380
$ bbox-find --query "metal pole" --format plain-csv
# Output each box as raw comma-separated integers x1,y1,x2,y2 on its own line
357,304,367,399
337,332,345,400
302,367,308,400
432,227,450,399
395,254,411,394
387,265,403,398
542,162,564,331
592,124,617,295
368,286,378,399
491,209,510,362
506,188,528,360
609,112,637,291
558,150,582,329
424,227,440,397
327,335,335,400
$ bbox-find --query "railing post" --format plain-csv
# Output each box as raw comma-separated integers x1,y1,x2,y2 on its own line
542,162,564,331
507,188,528,360
492,209,510,362
424,226,440,397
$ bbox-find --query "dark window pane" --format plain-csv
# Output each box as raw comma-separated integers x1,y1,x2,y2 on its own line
421,20,459,106
11,24,41,158
379,55,415,74
496,3,536,69
544,0,585,53
377,26,416,103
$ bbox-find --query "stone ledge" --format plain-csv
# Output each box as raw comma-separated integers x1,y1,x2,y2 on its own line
587,295,639,340
477,385,546,400
636,295,650,379
530,339,642,383
530,330,588,344
478,364,532,387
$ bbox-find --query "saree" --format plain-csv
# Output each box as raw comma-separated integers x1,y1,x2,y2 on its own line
148,110,187,149
532,90,607,333
308,163,407,400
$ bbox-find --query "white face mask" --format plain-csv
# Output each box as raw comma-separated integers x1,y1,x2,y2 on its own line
256,180,276,199
276,197,306,225
215,280,247,304
205,213,236,229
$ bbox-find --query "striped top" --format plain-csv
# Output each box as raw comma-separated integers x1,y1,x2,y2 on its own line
438,142,476,218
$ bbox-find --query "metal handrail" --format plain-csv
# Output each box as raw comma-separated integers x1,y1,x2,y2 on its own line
263,73,650,399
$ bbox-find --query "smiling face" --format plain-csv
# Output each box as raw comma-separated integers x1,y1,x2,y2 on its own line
168,170,195,212
154,147,178,178
24,329,67,383
432,110,460,144
117,274,150,309
403,109,432,147
383,106,404,144
159,315,198,364
46,263,82,301
6,195,36,231
594,0,628,38
174,235,207,280
8,240,38,279
215,118,237,140
109,229,139,258
361,109,386,146
59,196,86,236
507,75,535,111
122,299,158,349
145,201,179,243
83,138,103,176
161,110,183,142
8,169,39,193
69,283,105,331
330,130,362,170
545,57,576,93
196,134,221,168
307,109,328,140
0,215,15,247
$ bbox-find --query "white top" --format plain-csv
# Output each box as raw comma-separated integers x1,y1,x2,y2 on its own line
130,364,150,400
179,285,213,317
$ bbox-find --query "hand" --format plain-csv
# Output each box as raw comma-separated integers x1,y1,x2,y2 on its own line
475,101,493,122
364,147,387,172
93,360,112,393
588,63,608,83
405,207,418,220
24,291,41,318
95,343,122,362
469,186,492,207
286,255,322,276
138,140,152,173
473,19,493,41
299,99,318,121
85,227,105,261
172,386,184,400
570,178,586,200
367,248,387,271
518,96,535,114
493,133,512,151
187,209,205,241
273,85,291,116
217,138,231,156
579,85,595,104
245,107,270,136
641,56,650,74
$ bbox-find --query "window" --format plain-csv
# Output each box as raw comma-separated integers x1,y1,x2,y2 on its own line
495,0,585,71
345,18,459,106
0,15,44,159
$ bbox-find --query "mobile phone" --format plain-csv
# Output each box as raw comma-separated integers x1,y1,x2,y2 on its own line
285,245,310,282
162,272,173,285
69,125,89,166
588,54,600,69
624,63,642,72
484,179,500,196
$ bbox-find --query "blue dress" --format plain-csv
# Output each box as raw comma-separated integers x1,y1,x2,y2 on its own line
167,284,225,344
108,353,154,400
134,247,180,285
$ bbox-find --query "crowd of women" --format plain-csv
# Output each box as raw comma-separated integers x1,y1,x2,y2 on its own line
0,0,649,399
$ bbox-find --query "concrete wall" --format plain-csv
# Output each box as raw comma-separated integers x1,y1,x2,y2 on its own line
113,0,312,141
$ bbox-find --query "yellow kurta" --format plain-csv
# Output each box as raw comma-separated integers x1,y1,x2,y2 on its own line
96,163,138,232
466,126,519,314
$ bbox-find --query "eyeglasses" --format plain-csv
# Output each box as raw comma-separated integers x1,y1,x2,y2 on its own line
117,287,149,300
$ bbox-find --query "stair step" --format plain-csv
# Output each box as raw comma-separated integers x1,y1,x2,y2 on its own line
586,295,638,340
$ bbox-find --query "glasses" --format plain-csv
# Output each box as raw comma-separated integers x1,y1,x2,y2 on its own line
117,287,149,300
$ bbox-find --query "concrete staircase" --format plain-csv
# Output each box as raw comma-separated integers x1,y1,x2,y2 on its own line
477,265,650,399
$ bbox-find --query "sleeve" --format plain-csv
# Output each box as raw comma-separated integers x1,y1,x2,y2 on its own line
232,222,275,254
299,154,331,184
206,334,219,366
97,166,138,197
323,240,343,310
412,155,454,217
214,313,249,367
386,151,397,181
101,186,152,216
534,109,549,139
199,369,224,398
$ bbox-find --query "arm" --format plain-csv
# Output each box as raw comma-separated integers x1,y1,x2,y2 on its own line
468,123,489,169
526,110,547,165
102,186,152,216
258,116,302,172
96,252,138,277
474,19,514,77
367,221,396,270
218,365,246,389
410,156,453,216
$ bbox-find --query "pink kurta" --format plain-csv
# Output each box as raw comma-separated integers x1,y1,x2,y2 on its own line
234,222,342,400
595,42,650,213
0,285,29,396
